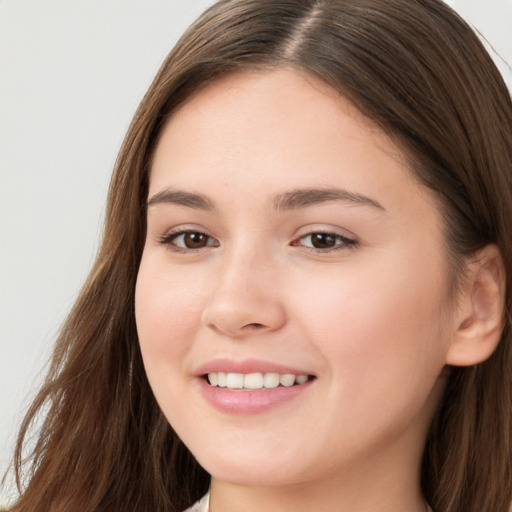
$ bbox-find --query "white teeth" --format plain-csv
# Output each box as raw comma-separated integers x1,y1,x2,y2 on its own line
206,372,310,390
244,372,264,389
296,375,308,385
279,374,296,387
226,373,244,389
263,372,280,388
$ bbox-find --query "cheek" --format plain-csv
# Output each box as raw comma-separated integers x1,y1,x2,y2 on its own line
134,254,215,433
134,255,207,379
286,262,450,449
291,250,451,388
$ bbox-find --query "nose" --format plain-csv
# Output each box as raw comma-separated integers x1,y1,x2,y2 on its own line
201,246,287,338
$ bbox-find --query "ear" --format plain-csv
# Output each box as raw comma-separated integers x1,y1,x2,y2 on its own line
446,245,506,367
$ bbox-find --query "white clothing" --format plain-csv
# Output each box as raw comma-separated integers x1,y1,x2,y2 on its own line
183,491,210,512
183,492,434,512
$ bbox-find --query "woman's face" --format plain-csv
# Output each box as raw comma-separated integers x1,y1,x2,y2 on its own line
135,69,457,488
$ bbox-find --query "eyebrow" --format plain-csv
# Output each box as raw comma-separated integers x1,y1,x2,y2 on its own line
273,188,385,212
147,189,215,210
147,187,385,212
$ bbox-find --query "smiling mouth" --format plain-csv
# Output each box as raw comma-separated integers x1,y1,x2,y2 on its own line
204,372,315,390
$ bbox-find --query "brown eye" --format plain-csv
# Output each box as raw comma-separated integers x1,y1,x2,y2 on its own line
293,232,358,252
182,232,209,249
310,233,337,249
160,230,219,251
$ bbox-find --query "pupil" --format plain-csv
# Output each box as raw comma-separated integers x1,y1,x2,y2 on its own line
312,233,335,248
185,232,206,248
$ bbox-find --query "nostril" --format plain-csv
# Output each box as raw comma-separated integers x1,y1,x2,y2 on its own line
244,323,265,329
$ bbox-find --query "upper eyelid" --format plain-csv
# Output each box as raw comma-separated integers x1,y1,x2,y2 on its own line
160,228,217,242
157,224,215,238
157,229,219,253
293,225,358,240
158,226,355,237
154,223,359,245
293,232,357,246
297,231,354,240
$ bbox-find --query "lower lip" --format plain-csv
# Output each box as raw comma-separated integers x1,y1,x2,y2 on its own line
198,377,315,414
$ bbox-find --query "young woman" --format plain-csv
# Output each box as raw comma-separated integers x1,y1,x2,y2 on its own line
4,1,512,511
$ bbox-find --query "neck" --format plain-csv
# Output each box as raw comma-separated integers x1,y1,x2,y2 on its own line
207,393,439,512
209,449,427,512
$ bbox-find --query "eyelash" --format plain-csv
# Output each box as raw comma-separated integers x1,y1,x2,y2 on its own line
157,230,358,254
291,232,359,253
157,230,219,253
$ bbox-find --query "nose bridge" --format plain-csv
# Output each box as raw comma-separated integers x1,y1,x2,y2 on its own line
201,236,285,336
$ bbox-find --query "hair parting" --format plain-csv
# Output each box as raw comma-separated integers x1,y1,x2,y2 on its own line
3,1,512,511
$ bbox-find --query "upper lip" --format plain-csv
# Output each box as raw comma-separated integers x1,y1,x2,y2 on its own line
195,358,314,377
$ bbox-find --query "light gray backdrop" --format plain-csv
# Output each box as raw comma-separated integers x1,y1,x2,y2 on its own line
1,0,511,501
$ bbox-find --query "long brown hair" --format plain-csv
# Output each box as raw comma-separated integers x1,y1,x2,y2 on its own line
4,1,512,511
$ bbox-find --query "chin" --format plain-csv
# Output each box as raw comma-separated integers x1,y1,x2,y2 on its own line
197,451,314,488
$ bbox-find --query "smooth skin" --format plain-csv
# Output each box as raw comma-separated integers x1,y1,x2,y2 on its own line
135,69,504,512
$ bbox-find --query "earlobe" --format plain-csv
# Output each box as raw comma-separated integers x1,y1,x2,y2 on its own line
446,245,506,367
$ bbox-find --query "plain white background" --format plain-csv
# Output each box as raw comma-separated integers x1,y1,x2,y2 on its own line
1,0,511,497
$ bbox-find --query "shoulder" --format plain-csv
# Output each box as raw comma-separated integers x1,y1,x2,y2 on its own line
183,491,210,512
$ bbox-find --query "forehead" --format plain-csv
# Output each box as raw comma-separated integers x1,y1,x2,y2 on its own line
160,69,387,151
149,68,431,212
